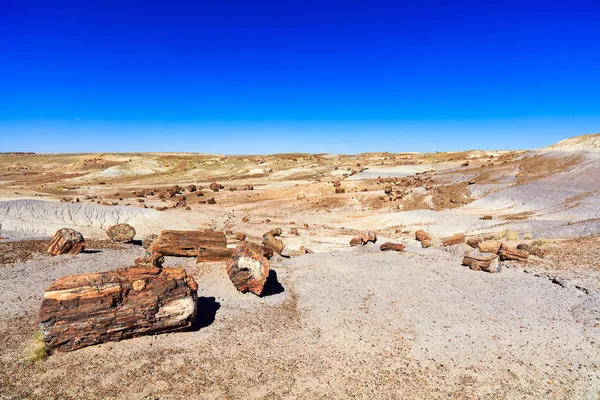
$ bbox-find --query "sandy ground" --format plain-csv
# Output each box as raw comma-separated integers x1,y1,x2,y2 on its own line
1,134,600,399
1,242,599,399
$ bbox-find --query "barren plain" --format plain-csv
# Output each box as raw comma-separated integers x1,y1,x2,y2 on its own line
1,133,600,399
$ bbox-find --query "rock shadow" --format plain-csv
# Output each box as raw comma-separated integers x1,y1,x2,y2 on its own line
260,270,285,297
82,249,102,254
189,296,221,331
130,240,143,246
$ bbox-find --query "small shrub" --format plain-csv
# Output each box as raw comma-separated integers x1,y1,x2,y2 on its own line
531,238,549,247
522,232,533,240
494,228,519,241
25,331,49,363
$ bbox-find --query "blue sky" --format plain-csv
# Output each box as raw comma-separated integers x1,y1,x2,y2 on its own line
1,0,598,153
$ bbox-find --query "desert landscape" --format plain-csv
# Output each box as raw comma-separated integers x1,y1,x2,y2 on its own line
0,133,599,399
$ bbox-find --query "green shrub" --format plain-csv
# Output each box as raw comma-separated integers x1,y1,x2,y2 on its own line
24,331,49,363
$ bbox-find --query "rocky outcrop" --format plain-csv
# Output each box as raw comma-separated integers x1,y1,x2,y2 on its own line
40,266,198,352
227,241,270,296
47,228,85,256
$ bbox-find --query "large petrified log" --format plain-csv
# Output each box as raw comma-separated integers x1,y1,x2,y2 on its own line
40,266,198,352
227,241,270,295
150,229,231,261
47,228,85,256
499,245,529,262
462,251,501,273
106,223,136,243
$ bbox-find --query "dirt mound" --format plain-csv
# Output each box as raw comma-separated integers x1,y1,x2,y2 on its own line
539,133,600,153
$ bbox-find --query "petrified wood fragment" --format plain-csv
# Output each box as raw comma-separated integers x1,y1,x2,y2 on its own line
462,251,500,273
380,242,405,252
479,240,502,254
47,228,85,256
106,223,136,243
227,241,270,295
442,233,465,247
499,245,529,262
415,229,432,248
40,266,198,351
150,229,230,261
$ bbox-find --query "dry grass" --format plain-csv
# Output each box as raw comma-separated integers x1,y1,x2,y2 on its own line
24,331,49,363
494,228,519,241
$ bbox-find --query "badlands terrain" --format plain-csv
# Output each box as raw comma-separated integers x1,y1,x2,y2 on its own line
1,133,600,399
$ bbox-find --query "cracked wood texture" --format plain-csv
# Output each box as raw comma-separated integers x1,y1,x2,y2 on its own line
46,228,85,256
40,266,198,352
150,229,231,261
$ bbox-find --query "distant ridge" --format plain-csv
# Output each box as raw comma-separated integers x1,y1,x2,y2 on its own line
538,133,600,152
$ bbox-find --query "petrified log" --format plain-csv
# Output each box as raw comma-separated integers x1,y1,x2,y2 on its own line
265,228,282,238
442,233,465,247
462,251,500,273
499,245,529,262
479,240,502,254
107,223,136,243
227,241,270,295
234,232,247,241
47,228,85,256
40,266,198,352
415,229,432,248
150,229,230,261
380,242,405,252
480,215,493,220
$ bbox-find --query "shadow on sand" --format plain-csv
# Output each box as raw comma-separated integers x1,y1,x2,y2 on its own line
189,296,221,331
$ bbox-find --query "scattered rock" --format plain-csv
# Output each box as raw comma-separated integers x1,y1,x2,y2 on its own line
207,197,216,205
234,232,247,241
242,216,249,223
290,228,299,236
361,231,377,244
107,223,136,243
480,215,493,220
297,192,306,200
263,232,286,255
350,236,363,247
47,228,85,256
380,242,405,252
227,241,270,296
187,184,197,192
209,182,222,192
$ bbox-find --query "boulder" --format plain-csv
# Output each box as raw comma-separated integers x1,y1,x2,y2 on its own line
227,241,270,296
380,242,405,252
40,266,198,352
462,251,501,273
106,223,136,243
47,228,85,256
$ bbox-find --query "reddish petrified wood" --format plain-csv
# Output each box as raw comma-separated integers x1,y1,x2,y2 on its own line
499,245,529,262
442,233,465,246
227,241,270,295
150,229,231,261
380,242,406,252
47,228,85,256
415,229,432,248
40,266,198,352
462,251,501,273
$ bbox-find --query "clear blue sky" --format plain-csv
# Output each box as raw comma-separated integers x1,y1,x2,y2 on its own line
1,0,599,154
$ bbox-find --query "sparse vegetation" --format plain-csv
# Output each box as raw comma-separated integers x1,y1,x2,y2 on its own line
24,331,50,363
495,228,519,241
531,238,550,247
